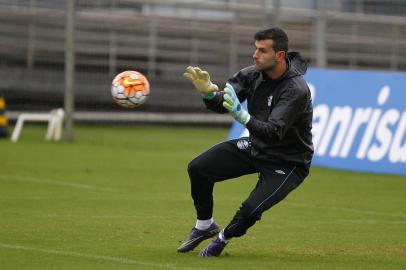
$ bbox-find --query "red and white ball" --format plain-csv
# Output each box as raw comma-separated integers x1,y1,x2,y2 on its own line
111,70,150,108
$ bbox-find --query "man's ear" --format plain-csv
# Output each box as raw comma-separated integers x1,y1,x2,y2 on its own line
276,51,286,62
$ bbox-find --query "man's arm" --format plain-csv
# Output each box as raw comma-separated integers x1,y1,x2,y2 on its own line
203,91,229,114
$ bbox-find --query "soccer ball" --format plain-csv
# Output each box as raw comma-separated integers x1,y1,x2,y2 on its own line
111,70,150,108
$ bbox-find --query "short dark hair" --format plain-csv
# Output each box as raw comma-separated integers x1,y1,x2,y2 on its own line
254,28,289,53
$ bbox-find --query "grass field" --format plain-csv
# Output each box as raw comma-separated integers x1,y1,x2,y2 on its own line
1,124,405,270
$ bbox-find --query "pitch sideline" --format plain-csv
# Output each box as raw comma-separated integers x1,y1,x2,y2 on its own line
0,174,120,193
0,243,206,270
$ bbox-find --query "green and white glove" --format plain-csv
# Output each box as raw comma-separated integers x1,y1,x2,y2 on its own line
183,66,219,99
222,83,251,125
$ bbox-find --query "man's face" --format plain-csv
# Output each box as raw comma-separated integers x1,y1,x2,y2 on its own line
253,39,282,72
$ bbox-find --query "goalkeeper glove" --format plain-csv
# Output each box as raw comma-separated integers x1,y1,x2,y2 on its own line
183,66,219,99
222,83,251,125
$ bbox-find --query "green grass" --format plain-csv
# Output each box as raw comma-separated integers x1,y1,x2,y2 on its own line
1,124,405,270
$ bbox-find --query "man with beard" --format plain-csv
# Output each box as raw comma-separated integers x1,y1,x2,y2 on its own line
178,28,314,257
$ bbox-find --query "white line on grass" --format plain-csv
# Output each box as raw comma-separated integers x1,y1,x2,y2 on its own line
0,243,206,270
35,214,170,219
285,201,406,218
282,219,406,226
327,206,406,218
336,219,406,225
0,175,120,193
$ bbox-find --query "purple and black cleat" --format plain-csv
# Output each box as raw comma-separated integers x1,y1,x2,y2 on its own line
199,235,228,257
177,223,220,253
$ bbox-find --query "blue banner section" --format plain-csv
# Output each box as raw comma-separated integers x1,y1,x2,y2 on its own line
228,68,406,176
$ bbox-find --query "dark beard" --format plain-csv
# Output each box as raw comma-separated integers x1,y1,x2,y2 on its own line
256,62,276,72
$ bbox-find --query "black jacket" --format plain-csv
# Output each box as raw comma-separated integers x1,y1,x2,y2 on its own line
204,52,314,169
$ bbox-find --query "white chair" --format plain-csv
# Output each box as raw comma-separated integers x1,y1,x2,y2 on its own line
11,108,65,143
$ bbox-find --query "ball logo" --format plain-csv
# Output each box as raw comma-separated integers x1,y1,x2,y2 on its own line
123,77,141,86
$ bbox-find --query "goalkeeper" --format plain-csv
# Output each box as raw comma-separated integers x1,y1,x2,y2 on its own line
178,28,314,257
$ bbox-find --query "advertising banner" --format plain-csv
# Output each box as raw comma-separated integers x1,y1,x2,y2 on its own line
228,68,406,175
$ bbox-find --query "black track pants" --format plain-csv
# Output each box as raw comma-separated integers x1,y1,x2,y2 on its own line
187,138,308,239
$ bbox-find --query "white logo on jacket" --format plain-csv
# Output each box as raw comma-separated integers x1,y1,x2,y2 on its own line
237,139,250,150
268,95,273,107
275,170,286,175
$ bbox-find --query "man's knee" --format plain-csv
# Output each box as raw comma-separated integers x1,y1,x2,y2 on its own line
188,157,213,182
224,204,262,238
187,158,202,177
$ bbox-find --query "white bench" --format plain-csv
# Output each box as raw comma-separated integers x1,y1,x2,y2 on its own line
11,108,65,143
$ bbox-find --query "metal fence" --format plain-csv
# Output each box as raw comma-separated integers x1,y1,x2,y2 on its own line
1,0,405,115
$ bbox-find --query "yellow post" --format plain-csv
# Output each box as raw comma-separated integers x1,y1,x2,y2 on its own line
0,96,9,138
